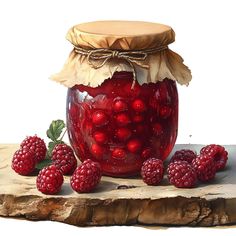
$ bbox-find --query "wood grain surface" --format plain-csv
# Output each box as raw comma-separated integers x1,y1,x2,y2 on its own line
0,144,236,226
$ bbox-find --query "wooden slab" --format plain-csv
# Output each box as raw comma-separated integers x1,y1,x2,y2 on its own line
1,144,236,227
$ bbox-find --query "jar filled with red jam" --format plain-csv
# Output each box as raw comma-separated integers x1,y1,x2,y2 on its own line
52,21,192,177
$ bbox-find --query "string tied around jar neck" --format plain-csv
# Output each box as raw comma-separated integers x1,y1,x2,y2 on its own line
74,45,168,88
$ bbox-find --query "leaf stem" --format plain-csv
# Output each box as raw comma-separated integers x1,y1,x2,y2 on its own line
59,128,67,141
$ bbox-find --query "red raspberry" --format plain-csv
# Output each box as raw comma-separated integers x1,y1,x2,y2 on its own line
91,143,104,159
12,149,36,175
192,154,217,182
92,110,108,127
52,144,77,175
141,158,164,185
20,135,46,162
115,127,131,141
200,144,228,171
167,161,197,188
132,99,146,113
170,149,197,164
93,131,108,144
36,165,64,194
115,113,131,126
112,148,126,159
127,139,142,153
70,159,102,193
159,105,172,119
113,99,128,112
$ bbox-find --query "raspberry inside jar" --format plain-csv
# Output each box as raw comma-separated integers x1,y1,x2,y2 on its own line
67,72,178,176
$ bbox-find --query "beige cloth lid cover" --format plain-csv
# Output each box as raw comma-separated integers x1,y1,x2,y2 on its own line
51,21,192,87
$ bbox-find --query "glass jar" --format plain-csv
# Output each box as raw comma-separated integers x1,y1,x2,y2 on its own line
67,71,178,176
51,21,191,177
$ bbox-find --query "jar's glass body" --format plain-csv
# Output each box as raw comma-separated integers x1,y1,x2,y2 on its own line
67,72,178,176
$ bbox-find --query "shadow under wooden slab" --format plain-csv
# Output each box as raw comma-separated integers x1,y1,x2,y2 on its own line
0,144,236,227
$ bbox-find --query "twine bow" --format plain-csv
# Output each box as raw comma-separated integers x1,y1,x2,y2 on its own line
74,45,168,86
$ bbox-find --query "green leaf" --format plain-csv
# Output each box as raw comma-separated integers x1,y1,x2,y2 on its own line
36,158,52,170
47,141,57,158
47,140,64,158
46,120,65,142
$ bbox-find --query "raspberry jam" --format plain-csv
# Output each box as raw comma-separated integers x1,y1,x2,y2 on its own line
67,72,178,176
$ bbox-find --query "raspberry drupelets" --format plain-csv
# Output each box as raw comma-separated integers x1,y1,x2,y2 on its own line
167,161,197,188
200,144,228,171
70,159,102,193
170,149,197,164
36,165,64,194
192,154,217,182
52,144,77,175
12,149,35,175
141,158,164,185
20,135,46,162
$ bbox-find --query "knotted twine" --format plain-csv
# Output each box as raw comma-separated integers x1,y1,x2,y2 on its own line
74,45,168,87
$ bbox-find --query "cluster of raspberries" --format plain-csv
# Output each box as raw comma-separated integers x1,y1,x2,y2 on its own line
12,136,102,194
12,137,228,194
141,145,228,188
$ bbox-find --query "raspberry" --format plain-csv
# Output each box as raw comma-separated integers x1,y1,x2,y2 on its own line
93,131,108,144
167,161,197,188
112,148,126,159
20,135,46,162
200,144,228,171
159,105,172,119
12,149,35,175
115,127,131,141
70,159,102,193
113,99,128,112
132,99,146,112
52,144,77,175
192,154,217,182
91,143,104,159
141,158,164,185
127,139,142,153
92,110,108,127
170,149,197,164
115,113,131,126
36,165,64,194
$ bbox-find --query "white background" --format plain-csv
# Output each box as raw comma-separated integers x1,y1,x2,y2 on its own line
1,0,236,235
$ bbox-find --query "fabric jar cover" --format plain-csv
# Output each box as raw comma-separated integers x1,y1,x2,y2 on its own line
51,21,192,88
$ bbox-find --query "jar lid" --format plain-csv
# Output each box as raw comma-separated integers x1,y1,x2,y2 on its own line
52,21,191,88
66,21,175,50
